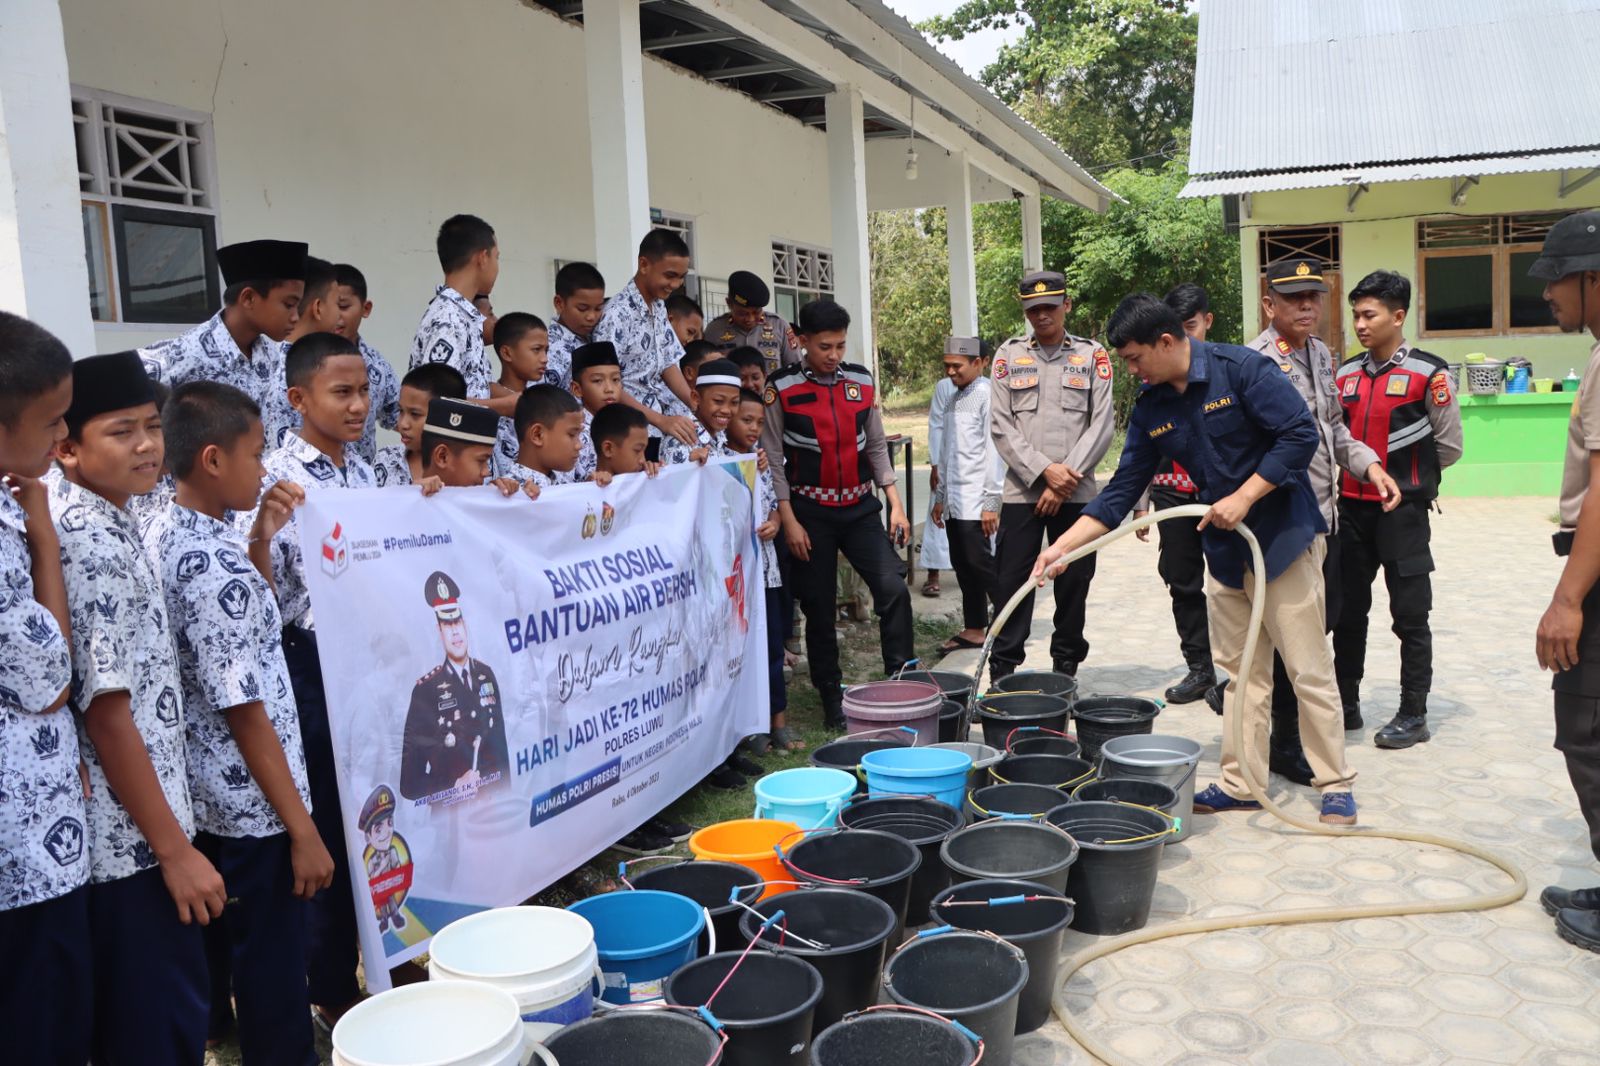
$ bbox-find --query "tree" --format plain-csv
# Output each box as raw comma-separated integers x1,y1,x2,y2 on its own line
869,208,953,394
922,0,1196,170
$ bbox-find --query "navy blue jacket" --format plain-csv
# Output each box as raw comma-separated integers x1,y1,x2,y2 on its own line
1084,340,1325,588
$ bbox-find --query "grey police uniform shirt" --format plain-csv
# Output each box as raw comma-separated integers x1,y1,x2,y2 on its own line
140,311,295,449
989,334,1115,504
0,488,88,909
250,434,376,631
50,478,193,884
372,444,412,488
409,285,492,399
146,504,312,838
593,280,694,424
704,311,802,374
1248,326,1380,529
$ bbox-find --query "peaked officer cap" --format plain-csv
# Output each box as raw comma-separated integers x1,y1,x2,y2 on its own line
1264,258,1329,294
425,570,464,622
1018,270,1066,306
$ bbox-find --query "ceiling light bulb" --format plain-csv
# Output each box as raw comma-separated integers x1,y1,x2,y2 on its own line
905,144,919,181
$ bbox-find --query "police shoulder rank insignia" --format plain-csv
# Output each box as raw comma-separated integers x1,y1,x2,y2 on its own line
763,384,778,406
1429,371,1452,407
1274,337,1292,356
843,381,862,402
1385,375,1409,397
1094,349,1112,380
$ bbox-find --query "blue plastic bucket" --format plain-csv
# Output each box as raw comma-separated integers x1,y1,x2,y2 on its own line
566,890,705,1006
754,767,858,829
860,747,973,808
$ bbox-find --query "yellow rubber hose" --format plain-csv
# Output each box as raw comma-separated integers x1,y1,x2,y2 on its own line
967,505,1527,1065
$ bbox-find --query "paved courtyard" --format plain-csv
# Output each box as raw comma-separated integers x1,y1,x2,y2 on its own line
941,496,1600,1065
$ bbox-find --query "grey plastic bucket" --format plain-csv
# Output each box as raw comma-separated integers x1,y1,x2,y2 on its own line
931,741,1002,794
1098,734,1201,842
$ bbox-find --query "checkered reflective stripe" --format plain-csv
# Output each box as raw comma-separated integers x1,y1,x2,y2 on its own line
794,482,872,505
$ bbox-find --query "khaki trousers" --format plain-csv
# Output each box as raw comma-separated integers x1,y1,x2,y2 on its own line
1208,536,1356,798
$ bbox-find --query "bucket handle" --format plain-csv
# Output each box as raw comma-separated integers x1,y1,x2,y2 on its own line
891,658,922,679
1069,801,1181,844
723,890,832,950
848,724,922,744
616,854,686,889
963,789,1042,821
839,1006,986,1063
520,1037,559,1066
935,891,1073,910
1096,755,1199,792
587,1004,731,1066
892,924,1027,961
1004,725,1074,750
989,767,1095,791
773,827,872,888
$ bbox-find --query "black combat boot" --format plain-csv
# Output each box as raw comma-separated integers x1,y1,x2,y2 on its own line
1338,677,1363,732
1165,664,1217,705
1373,691,1430,749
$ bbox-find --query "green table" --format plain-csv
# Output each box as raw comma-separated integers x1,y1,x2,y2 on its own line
1445,391,1574,498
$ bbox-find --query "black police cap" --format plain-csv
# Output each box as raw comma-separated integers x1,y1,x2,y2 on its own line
1264,258,1329,294
727,271,771,309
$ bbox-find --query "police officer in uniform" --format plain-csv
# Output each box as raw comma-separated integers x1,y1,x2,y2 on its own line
704,270,802,375
760,299,912,729
1532,209,1600,952
1244,259,1398,785
989,270,1114,683
1332,270,1462,750
400,571,510,800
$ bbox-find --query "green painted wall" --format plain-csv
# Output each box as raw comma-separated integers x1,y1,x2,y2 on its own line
1239,172,1600,375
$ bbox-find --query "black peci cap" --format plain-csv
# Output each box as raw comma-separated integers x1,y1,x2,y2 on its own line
424,397,498,446
216,240,309,287
571,341,621,378
67,351,156,429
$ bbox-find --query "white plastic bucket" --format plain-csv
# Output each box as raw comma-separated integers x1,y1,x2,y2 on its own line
331,982,557,1066
428,905,601,1041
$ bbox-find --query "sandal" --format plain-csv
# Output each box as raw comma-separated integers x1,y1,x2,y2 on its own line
743,733,773,756
938,634,984,654
771,725,807,752
921,579,942,597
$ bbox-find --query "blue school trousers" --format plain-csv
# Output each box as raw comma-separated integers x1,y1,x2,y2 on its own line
282,624,361,1009
0,884,92,1065
199,831,316,1066
89,865,207,1066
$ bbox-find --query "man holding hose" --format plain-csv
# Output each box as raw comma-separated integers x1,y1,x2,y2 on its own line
1031,293,1361,825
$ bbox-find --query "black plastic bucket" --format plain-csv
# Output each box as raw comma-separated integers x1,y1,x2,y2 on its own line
739,888,898,1032
810,1008,977,1066
631,860,762,956
884,930,1028,1066
965,782,1067,823
1006,731,1081,758
1070,778,1180,825
1072,696,1161,764
811,738,902,796
940,819,1079,893
988,753,1094,791
992,669,1079,702
977,693,1071,750
837,797,964,925
666,951,823,1066
544,1008,725,1065
783,829,922,945
938,698,968,743
902,669,974,705
1045,800,1172,935
930,878,1074,1035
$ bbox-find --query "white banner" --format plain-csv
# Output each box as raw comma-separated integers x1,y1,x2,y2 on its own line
298,458,768,985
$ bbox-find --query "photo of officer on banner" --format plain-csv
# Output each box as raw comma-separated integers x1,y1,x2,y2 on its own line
399,570,510,803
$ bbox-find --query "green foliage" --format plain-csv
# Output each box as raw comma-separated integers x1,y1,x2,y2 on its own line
870,208,953,394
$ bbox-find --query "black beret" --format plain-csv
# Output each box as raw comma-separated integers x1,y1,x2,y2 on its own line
217,240,309,287
571,341,620,377
66,351,156,429
424,396,498,446
727,271,770,309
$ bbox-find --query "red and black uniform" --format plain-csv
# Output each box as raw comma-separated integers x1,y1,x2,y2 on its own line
761,361,912,716
1331,345,1463,702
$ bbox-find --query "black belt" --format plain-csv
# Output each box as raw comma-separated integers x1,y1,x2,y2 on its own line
1555,530,1575,557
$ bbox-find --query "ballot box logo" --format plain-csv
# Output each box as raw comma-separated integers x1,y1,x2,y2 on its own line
321,522,350,578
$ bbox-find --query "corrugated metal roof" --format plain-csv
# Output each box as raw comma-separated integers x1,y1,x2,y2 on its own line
1182,148,1600,197
1189,0,1600,180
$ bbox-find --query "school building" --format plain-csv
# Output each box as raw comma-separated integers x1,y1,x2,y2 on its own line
0,0,1110,372
1183,0,1600,496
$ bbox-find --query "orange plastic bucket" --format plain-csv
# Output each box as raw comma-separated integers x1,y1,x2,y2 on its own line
688,818,799,900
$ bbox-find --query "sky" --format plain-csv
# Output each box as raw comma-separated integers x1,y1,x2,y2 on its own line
885,0,1023,81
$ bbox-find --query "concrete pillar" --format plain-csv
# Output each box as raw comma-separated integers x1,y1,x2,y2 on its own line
946,151,977,336
584,0,652,293
1020,191,1044,272
0,0,94,355
825,86,874,374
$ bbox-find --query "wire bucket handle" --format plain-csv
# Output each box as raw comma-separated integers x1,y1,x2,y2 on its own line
1004,725,1074,750
774,827,870,887
1075,802,1181,844
963,789,1043,821
839,1005,986,1063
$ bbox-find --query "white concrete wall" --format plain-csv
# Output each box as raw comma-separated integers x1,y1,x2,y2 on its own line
59,0,833,357
863,138,1016,211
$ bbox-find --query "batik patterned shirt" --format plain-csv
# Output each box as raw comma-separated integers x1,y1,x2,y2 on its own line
593,281,693,422
0,490,87,910
409,286,491,398
254,435,376,630
573,410,598,483
140,312,294,446
50,479,191,884
147,505,311,838
545,320,588,391
659,422,728,467
756,465,781,589
492,415,522,481
372,444,412,488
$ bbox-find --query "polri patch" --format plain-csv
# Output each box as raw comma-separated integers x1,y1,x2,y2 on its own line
1385,375,1409,397
1094,350,1112,380
1429,372,1452,407
1203,395,1234,413
843,381,862,402
763,385,778,406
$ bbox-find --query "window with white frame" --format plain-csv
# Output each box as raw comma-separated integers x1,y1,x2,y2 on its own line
74,87,220,325
771,240,833,324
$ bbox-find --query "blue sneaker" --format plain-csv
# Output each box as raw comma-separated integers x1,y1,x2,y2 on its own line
1191,783,1262,814
1320,792,1358,825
